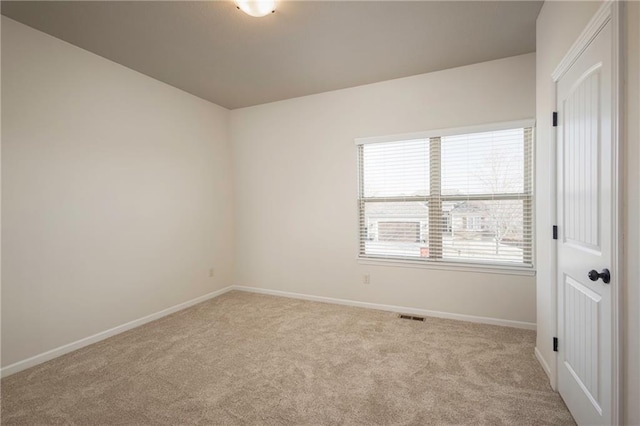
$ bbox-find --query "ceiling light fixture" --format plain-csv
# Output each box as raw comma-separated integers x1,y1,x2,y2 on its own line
234,0,276,17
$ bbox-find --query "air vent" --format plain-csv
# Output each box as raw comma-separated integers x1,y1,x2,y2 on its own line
399,314,425,322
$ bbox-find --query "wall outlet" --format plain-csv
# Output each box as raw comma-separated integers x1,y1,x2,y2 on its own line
209,268,215,278
363,274,370,285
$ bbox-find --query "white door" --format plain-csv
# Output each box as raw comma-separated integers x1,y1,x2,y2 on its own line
556,20,614,425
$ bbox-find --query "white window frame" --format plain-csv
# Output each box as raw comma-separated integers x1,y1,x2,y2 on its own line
355,119,536,276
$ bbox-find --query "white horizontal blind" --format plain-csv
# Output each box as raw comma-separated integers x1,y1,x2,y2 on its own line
358,126,533,267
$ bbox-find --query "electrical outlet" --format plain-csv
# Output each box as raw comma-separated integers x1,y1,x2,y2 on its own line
209,268,215,278
363,274,370,285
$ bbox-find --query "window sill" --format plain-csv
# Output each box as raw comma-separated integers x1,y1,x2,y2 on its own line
357,257,536,277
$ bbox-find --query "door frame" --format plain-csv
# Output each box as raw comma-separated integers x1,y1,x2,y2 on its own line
550,1,623,423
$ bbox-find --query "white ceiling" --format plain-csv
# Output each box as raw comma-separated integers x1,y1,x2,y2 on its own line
1,1,542,109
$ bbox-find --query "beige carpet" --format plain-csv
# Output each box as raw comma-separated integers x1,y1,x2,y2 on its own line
1,291,574,425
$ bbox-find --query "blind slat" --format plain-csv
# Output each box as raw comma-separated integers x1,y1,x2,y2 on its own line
358,126,534,267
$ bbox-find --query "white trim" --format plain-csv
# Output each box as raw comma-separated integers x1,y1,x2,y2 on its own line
610,2,623,423
233,285,536,330
551,0,613,82
354,119,535,145
357,257,536,277
535,346,553,382
0,286,234,378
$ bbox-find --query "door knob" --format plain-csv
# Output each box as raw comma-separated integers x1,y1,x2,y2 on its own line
588,268,610,284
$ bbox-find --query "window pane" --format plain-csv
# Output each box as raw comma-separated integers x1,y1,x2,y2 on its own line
362,139,429,197
361,201,429,258
441,129,525,196
357,126,533,267
441,200,528,264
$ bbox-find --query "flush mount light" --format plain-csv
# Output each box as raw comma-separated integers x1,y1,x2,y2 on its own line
234,0,276,17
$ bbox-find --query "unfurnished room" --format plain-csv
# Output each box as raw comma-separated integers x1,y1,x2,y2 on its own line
0,1,639,425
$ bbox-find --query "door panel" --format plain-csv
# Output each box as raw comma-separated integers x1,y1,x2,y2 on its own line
562,66,601,251
557,20,612,425
564,274,601,412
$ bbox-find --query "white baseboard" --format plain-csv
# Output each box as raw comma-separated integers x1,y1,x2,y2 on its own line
233,285,537,330
0,286,234,378
535,346,555,388
1,284,536,378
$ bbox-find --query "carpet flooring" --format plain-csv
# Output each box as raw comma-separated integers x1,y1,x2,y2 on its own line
1,291,575,425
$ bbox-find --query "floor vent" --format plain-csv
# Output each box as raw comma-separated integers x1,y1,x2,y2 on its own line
399,314,425,322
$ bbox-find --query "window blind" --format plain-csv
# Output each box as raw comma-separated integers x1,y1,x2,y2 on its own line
357,125,534,267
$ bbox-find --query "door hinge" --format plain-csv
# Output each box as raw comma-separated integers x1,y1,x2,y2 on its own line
553,337,559,352
552,225,558,240
552,111,558,127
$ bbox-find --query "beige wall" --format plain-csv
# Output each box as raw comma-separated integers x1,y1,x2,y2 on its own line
534,0,602,388
1,17,235,367
230,53,536,325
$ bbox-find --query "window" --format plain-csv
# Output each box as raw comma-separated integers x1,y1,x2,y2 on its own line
357,122,534,268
